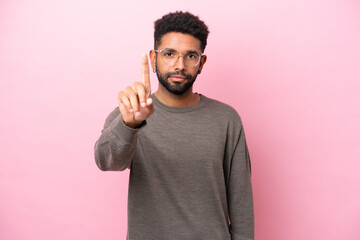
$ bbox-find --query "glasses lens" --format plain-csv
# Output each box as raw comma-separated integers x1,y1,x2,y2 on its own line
161,50,177,65
185,52,200,66
160,50,200,67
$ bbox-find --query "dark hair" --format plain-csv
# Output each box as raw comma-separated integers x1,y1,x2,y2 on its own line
154,11,209,52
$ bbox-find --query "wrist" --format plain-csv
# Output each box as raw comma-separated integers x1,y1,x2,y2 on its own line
123,120,145,129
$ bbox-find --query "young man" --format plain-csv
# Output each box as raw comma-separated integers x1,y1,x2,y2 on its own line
94,11,254,240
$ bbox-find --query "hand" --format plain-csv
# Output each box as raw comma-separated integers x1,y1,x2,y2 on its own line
118,53,154,128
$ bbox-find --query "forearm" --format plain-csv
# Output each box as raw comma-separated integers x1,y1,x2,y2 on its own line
227,127,254,239
94,108,143,171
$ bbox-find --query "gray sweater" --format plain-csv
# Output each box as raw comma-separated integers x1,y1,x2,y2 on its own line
94,94,254,240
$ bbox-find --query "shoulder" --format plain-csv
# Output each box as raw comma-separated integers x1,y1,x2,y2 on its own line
200,95,244,130
202,95,242,119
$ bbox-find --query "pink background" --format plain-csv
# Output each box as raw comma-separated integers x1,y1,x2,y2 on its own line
1,0,359,239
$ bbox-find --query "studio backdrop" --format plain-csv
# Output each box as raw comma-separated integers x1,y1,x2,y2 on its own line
1,0,359,239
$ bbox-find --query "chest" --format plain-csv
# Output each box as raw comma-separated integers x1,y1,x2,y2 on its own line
135,111,228,174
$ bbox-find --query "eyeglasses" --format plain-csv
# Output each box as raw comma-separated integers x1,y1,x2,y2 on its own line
154,48,204,67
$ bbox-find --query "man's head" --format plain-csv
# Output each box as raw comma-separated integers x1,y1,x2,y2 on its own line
154,11,209,53
150,11,209,95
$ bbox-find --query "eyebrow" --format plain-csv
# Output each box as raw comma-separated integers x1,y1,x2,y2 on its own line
163,48,200,54
187,50,200,55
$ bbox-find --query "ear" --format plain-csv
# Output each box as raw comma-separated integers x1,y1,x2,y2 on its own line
197,55,207,74
149,50,156,72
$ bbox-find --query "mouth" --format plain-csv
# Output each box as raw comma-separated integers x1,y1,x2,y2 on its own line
168,75,187,83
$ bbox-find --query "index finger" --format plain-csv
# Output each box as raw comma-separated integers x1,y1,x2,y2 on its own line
141,53,151,97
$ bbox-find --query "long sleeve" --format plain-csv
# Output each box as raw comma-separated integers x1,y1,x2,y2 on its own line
94,107,145,171
224,118,254,240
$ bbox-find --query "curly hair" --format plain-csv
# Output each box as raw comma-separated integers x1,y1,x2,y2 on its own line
154,11,209,52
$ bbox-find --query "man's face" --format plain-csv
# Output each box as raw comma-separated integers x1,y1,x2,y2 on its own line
150,32,206,95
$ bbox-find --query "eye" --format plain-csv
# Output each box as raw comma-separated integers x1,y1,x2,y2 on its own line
163,51,175,58
186,53,199,61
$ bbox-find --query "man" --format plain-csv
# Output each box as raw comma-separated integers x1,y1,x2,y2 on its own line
94,11,254,240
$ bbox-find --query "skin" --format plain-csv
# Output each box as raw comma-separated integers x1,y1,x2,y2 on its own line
118,32,207,128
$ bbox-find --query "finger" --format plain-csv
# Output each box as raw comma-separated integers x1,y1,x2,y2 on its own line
119,102,133,121
128,90,141,115
120,94,133,113
146,97,153,106
146,98,154,113
141,53,151,98
134,83,147,107
134,99,154,122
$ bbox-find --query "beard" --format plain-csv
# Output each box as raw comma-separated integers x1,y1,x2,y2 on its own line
156,67,199,95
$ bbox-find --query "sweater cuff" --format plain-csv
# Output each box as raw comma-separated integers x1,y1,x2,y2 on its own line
109,115,147,143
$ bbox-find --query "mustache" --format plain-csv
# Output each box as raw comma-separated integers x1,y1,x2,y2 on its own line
164,71,191,79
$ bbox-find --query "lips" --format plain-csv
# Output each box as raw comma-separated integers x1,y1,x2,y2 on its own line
168,75,187,83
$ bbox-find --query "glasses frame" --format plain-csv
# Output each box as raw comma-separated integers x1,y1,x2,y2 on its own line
154,49,204,67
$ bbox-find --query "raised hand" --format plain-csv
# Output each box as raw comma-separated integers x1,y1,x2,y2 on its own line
118,53,154,128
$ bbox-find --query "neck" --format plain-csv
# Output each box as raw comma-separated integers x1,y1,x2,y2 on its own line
154,85,200,108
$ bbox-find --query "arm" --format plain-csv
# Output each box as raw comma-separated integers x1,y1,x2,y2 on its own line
94,108,146,171
94,53,153,171
225,118,254,240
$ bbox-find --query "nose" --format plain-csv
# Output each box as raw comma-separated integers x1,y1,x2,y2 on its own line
174,55,186,71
